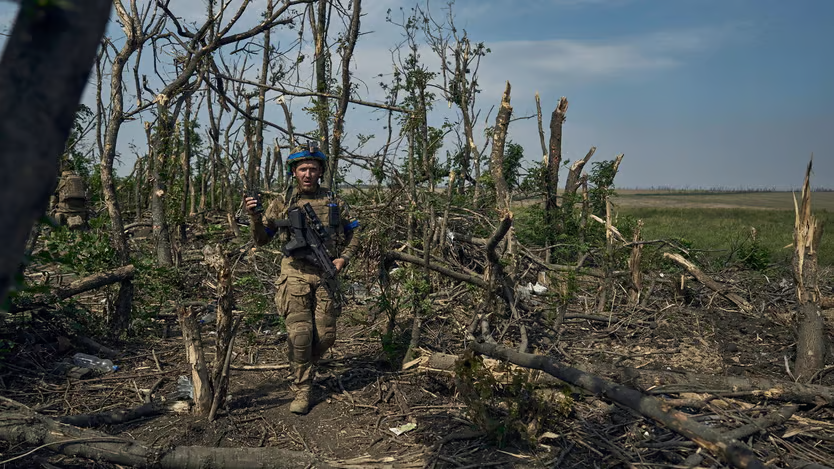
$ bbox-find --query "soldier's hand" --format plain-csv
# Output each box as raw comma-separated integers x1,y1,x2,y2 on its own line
244,196,260,215
333,257,346,273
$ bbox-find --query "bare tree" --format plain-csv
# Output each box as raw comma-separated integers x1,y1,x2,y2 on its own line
100,1,166,265
144,0,309,264
326,0,362,189
310,0,331,152
97,1,166,331
419,3,490,196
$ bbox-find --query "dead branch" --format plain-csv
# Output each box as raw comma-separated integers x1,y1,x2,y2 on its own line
74,336,118,358
209,315,242,421
471,341,767,469
230,363,290,371
54,265,136,299
387,251,488,289
614,366,834,407
56,402,170,428
663,252,753,313
485,214,513,263
11,265,136,312
0,407,326,468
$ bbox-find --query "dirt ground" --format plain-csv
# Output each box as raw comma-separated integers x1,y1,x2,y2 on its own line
2,211,834,469
2,263,834,468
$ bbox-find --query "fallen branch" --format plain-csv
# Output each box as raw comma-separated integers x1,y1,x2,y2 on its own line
643,405,798,448
55,265,136,299
123,221,152,232
387,251,488,289
57,402,169,428
11,265,136,312
663,253,753,313
406,350,834,408
0,407,327,468
471,341,767,469
231,363,290,371
613,366,834,407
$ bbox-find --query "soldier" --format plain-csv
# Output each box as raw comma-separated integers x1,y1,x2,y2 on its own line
245,143,360,415
54,170,89,230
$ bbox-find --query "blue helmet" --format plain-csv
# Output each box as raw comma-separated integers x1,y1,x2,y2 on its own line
287,143,327,175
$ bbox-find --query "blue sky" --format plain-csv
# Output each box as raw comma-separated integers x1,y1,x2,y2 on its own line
1,0,832,190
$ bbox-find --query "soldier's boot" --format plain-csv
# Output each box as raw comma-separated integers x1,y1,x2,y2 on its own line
289,384,311,414
289,355,313,415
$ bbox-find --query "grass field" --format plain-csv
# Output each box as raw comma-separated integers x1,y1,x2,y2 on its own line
615,189,834,211
611,190,833,267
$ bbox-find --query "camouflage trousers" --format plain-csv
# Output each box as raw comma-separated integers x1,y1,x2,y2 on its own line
276,258,341,393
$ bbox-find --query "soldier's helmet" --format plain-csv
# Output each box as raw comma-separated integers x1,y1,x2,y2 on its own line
287,142,327,175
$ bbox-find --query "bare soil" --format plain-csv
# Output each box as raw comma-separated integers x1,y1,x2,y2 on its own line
2,230,834,468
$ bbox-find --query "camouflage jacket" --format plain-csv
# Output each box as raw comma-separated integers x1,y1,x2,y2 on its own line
250,186,360,264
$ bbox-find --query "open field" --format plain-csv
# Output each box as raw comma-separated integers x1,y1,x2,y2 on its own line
614,189,834,211
608,191,834,267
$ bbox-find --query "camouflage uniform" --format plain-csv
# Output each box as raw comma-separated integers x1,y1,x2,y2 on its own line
251,186,359,412
54,170,88,230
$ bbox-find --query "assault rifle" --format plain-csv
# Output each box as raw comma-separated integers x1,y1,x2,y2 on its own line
278,203,337,279
300,202,337,279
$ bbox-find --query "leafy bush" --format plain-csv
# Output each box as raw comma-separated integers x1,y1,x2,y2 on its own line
455,351,573,447
37,215,118,275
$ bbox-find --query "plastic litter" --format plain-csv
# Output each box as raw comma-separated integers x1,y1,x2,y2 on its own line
389,422,417,436
199,311,217,325
176,375,194,400
72,352,118,372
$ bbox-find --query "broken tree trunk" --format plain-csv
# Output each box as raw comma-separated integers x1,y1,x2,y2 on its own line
416,349,834,408
10,264,136,312
0,407,326,468
628,220,644,305
178,307,213,415
563,146,596,199
792,157,826,382
202,244,235,411
471,341,767,469
605,365,834,408
663,252,753,313
489,81,513,214
545,97,568,226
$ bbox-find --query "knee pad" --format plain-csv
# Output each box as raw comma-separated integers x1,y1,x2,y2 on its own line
288,323,312,362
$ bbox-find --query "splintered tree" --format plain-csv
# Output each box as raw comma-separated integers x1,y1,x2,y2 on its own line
792,157,826,382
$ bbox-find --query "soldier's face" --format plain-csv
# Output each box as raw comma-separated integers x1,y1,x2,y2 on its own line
293,161,323,192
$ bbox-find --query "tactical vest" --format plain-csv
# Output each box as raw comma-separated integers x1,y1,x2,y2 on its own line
282,189,346,259
57,172,86,213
